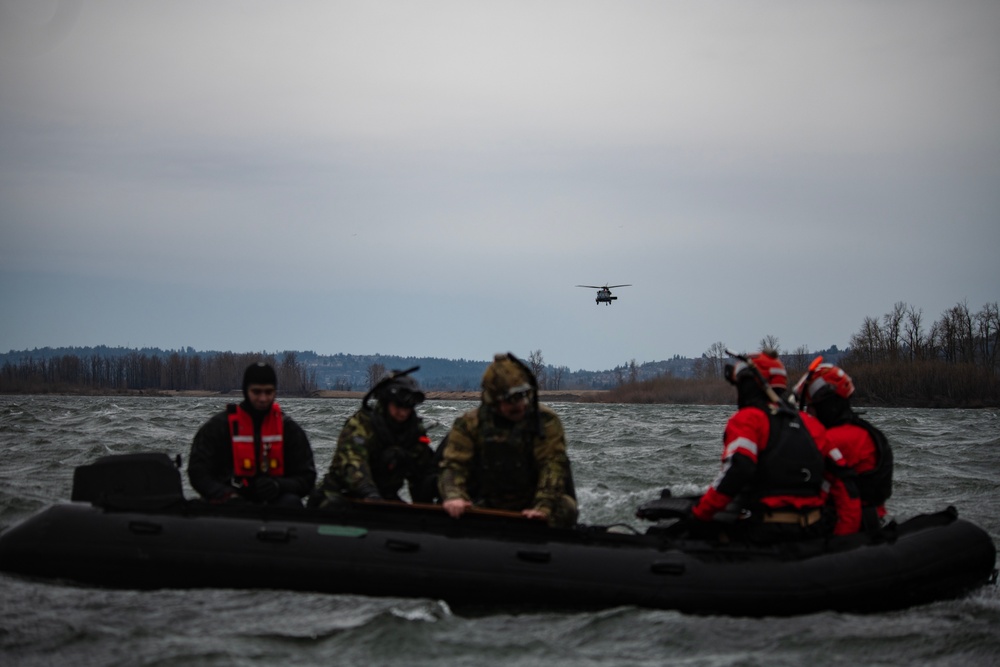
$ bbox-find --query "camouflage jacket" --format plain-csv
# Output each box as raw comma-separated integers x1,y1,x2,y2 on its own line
438,403,572,514
318,406,436,503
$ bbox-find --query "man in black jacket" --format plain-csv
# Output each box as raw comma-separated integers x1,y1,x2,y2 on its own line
188,362,316,507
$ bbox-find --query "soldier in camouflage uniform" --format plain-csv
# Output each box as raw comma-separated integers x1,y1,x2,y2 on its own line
439,353,578,528
314,368,437,507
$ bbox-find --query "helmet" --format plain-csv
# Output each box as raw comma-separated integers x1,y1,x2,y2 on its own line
481,353,534,404
805,363,854,403
376,373,425,408
725,351,787,389
364,366,425,410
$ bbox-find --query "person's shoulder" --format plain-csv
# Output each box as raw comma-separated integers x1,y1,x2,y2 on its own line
799,410,822,427
536,403,563,424
454,405,481,423
202,407,232,426
537,402,559,416
827,420,871,441
279,410,309,434
345,407,373,425
448,406,482,435
731,405,768,423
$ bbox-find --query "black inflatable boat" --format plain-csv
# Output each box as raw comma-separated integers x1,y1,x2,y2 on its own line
0,453,995,616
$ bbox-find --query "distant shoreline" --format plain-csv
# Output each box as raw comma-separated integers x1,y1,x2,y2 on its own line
174,389,611,403
11,388,611,403
3,389,994,408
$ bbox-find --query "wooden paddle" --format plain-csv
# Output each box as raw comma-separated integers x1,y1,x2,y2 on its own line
351,497,545,521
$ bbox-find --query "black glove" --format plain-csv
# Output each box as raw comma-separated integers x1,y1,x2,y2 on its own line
252,477,281,503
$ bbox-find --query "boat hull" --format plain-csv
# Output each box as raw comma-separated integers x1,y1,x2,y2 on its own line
0,500,995,616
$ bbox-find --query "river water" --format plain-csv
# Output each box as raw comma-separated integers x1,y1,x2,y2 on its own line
0,396,997,666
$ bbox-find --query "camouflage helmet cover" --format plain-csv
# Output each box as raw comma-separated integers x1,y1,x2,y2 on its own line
481,353,534,404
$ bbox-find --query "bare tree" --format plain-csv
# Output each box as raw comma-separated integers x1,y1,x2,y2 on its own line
976,302,1000,371
882,301,907,361
550,366,566,390
759,335,781,354
850,316,883,364
904,305,925,361
702,341,727,379
528,350,546,389
784,345,812,379
366,362,386,390
628,359,639,384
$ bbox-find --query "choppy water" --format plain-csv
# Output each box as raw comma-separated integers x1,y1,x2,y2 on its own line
1,396,998,667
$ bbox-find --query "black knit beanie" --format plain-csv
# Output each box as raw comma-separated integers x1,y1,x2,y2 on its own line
242,362,277,400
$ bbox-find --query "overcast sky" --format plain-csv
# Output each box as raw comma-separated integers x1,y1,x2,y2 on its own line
1,1,998,371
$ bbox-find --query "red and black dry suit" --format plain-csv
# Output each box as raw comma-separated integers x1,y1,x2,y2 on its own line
692,402,861,537
188,401,316,504
815,406,892,531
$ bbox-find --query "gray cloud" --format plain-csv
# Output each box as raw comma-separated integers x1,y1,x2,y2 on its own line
1,1,998,370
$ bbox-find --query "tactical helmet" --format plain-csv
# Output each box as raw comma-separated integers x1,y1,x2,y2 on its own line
805,363,855,403
725,351,787,389
363,366,425,411
481,353,535,404
376,373,426,408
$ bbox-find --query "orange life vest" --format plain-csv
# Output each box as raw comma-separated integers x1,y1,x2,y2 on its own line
227,403,285,479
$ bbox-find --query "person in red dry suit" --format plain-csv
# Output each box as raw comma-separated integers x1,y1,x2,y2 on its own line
690,351,861,542
799,363,892,532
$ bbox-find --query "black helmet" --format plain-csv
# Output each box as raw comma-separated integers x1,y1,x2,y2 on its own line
363,366,425,410
377,373,426,408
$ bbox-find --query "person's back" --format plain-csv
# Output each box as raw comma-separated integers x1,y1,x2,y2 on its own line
691,351,857,542
801,363,892,530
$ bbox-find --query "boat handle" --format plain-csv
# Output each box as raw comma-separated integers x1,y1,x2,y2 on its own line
516,550,551,564
650,561,685,576
128,521,163,535
385,538,421,553
257,527,295,543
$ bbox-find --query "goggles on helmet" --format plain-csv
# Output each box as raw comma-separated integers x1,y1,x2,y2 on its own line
384,386,423,408
501,383,533,404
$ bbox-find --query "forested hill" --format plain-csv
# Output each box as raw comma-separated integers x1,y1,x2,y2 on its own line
0,346,702,392
4,300,992,405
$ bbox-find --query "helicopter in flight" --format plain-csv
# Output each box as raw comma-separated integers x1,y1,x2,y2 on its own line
576,283,632,305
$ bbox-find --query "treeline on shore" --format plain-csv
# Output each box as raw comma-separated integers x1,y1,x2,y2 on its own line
589,300,1000,408
0,351,318,396
3,300,997,407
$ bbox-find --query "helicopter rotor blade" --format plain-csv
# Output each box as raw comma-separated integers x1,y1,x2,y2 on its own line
606,284,632,288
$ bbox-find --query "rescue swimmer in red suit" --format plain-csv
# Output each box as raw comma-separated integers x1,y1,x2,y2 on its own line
799,363,893,532
188,362,316,507
690,351,861,542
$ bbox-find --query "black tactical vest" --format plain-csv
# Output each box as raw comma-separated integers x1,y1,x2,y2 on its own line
747,411,826,500
848,415,893,507
474,407,538,509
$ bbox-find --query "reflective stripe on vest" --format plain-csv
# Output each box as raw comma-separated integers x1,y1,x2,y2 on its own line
227,403,285,478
